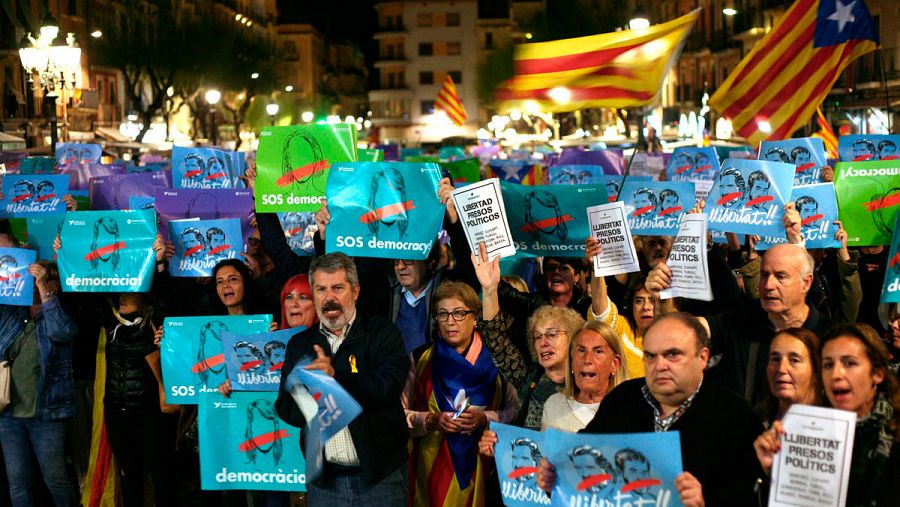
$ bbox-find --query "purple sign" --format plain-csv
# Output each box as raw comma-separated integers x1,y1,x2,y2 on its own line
155,188,255,249
58,163,127,195
555,149,625,175
90,172,169,210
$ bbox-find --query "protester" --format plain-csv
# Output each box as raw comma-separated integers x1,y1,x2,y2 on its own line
761,327,822,424
209,259,271,316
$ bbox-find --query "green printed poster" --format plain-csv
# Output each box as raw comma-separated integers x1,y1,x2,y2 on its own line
254,125,357,212
357,148,384,162
442,158,481,185
834,161,900,246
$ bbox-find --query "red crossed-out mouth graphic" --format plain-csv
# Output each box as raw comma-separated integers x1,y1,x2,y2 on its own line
359,201,416,224
35,194,57,202
883,155,900,160
507,467,539,480
12,194,32,203
205,172,227,181
632,206,655,217
239,360,263,371
286,227,303,236
693,164,712,174
191,353,225,373
658,206,683,217
800,214,824,226
795,162,816,173
862,191,900,212
85,242,127,262
0,273,21,282
237,429,291,452
269,362,284,372
576,473,612,491
674,164,692,175
184,169,203,179
852,154,874,161
620,478,662,493
276,160,330,187
745,195,774,208
207,245,232,256
888,252,900,269
184,245,204,257
312,392,322,402
716,192,743,206
521,214,575,233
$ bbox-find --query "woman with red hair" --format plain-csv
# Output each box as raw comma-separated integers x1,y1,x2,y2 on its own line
279,274,318,331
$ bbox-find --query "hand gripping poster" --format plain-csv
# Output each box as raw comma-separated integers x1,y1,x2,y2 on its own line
618,180,695,236
155,188,255,250
451,178,517,260
25,215,65,261
254,124,358,212
276,212,317,256
880,215,900,304
221,328,300,391
172,146,235,189
665,147,720,182
0,248,36,306
491,422,550,507
501,181,607,258
586,201,640,278
837,134,900,162
283,360,363,482
833,161,900,246
169,218,243,277
160,315,272,404
757,183,841,250
544,429,684,507
89,172,168,211
325,162,444,260
198,391,306,492
759,137,827,186
57,210,157,292
55,142,102,165
705,159,794,237
0,175,69,216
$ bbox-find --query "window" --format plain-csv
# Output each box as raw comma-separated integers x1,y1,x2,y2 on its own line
421,101,435,115
448,71,462,83
418,13,432,26
446,12,460,26
419,43,433,56
446,42,461,55
419,72,434,85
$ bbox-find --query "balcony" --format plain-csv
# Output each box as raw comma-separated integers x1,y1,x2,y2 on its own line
374,51,407,67
374,22,407,39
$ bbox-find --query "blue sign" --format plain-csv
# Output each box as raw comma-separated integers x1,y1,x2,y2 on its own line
25,215,65,261
544,429,684,507
277,212,316,257
198,391,306,491
759,138,827,186
618,180,695,236
492,423,550,507
129,195,155,210
757,183,841,250
0,248,36,306
172,146,235,189
57,210,157,292
549,165,605,185
19,157,55,175
56,143,102,165
325,162,444,260
169,218,243,277
221,328,299,391
665,147,720,182
880,215,900,304
502,181,607,257
705,159,795,237
1,175,69,216
160,315,272,404
838,134,900,162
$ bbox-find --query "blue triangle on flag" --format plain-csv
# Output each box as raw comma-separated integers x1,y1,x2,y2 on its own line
814,0,879,48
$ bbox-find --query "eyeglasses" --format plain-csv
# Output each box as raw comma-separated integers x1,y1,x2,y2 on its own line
434,310,474,322
532,328,566,342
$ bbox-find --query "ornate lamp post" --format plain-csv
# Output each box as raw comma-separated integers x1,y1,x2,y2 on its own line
205,89,221,146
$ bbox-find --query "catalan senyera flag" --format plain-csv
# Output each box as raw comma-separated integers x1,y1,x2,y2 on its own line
814,106,839,159
495,9,699,112
435,75,468,126
710,0,879,146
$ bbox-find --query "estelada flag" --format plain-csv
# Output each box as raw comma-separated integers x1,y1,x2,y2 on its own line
710,0,878,146
495,10,698,112
435,75,467,126
813,106,839,159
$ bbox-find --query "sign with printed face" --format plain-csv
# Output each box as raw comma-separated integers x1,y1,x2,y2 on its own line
705,159,794,237
837,134,900,162
169,218,243,277
759,137,827,186
154,188,254,250
198,391,306,491
172,146,235,189
221,328,299,391
1,175,69,216
0,248,36,306
881,215,900,304
160,315,272,404
277,212,316,256
56,142,102,165
756,183,841,250
57,210,157,292
254,124,358,212
325,162,445,260
833,160,900,246
618,180,695,236
665,147,720,182
491,423,550,507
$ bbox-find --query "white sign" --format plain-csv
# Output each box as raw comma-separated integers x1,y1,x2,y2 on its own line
660,214,712,301
450,178,517,259
586,201,640,277
770,404,856,507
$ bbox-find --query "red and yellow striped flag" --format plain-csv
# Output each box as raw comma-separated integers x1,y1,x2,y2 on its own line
813,106,839,158
495,10,698,112
710,0,878,146
435,75,467,126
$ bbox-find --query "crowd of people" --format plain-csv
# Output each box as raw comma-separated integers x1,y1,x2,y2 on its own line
0,157,897,507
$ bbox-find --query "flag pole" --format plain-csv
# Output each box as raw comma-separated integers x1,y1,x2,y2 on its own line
879,47,893,132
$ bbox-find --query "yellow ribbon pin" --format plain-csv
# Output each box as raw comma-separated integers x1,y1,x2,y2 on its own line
349,355,358,373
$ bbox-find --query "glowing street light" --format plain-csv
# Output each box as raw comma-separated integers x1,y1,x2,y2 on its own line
91,30,102,38
284,85,294,92
301,111,314,123
266,102,279,126
629,8,650,30
723,8,738,16
250,72,259,79
548,87,572,104
758,120,772,133
204,89,221,105
205,89,221,145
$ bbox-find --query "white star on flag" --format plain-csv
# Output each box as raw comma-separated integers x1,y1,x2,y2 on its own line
827,0,856,33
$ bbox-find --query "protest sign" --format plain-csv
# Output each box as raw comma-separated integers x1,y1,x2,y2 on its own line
439,146,466,161
660,214,712,301
57,210,157,292
1,175,68,216
880,214,900,304
56,143,101,165
375,143,399,161
491,423,549,507
502,181,606,258
255,125,358,212
451,178,517,260
89,172,168,210
769,404,856,507
586,201,640,278
25,215,65,261
544,429,683,507
283,360,363,482
221,328,298,391
155,188,254,250
129,195,155,210
198,391,306,491
0,248,36,306
172,146,235,189
0,152,25,174
357,148,384,162
665,147,720,182
488,160,543,185
837,134,900,162
401,147,423,160
618,180,695,236
442,158,481,185
277,212,316,256
557,149,624,175
325,162,444,260
760,137,827,186
160,315,272,404
833,160,900,246
705,159,794,237
627,152,666,179
19,157,55,175
549,165,605,185
757,183,841,250
169,218,243,277
58,163,126,195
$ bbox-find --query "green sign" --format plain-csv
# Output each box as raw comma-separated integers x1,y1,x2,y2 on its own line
441,158,481,184
834,160,900,246
358,148,384,162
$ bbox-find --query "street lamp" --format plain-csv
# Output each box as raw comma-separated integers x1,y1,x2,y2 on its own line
628,6,650,30
266,102,279,126
301,111,314,123
205,89,221,145
722,8,738,16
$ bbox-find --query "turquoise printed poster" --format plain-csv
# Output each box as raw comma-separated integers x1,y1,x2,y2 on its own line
705,159,795,237
221,328,299,391
57,210,157,292
618,180,695,236
198,391,306,491
160,315,272,404
492,422,549,507
169,218,243,277
880,215,900,304
172,146,235,189
665,147,720,182
760,137,826,186
756,183,841,250
325,162,444,260
25,215,65,261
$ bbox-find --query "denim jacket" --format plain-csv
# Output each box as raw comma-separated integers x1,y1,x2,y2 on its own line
0,297,77,420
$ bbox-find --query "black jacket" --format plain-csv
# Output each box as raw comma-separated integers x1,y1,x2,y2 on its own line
104,317,158,411
275,313,409,486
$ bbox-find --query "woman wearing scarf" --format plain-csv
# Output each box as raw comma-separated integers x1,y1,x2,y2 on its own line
402,280,519,506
